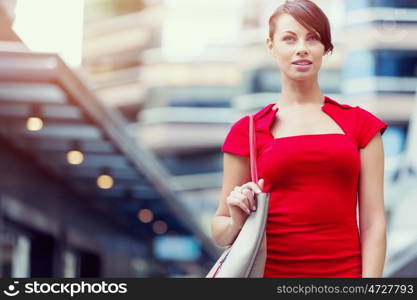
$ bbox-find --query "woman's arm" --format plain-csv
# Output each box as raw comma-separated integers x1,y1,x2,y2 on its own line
358,131,387,277
211,153,251,247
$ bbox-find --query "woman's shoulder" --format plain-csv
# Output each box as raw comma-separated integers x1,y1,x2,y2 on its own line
325,96,389,148
348,104,388,148
229,103,275,129
325,96,377,120
325,96,357,110
221,103,275,157
325,96,383,117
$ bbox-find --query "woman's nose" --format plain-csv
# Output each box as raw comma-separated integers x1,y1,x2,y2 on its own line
296,48,308,55
295,41,309,55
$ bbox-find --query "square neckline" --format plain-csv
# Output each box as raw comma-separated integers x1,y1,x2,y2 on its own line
268,96,348,141
271,133,347,141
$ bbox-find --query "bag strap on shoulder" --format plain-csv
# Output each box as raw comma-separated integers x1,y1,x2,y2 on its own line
249,114,258,183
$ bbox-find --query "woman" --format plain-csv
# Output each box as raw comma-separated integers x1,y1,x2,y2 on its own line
210,0,388,278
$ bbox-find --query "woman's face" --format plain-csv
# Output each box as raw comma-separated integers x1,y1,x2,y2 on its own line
266,13,326,81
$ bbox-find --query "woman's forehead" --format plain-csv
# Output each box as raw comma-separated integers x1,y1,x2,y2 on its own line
275,14,318,36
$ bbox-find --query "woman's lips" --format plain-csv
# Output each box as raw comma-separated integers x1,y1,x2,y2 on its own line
292,63,312,71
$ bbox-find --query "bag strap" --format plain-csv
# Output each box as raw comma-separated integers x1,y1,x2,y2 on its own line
249,114,258,183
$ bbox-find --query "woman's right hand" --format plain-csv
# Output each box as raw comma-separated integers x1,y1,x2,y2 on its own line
226,178,264,229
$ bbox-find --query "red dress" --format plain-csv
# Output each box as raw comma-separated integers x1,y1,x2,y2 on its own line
221,96,388,278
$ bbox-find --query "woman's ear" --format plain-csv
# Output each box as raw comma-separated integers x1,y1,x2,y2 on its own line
266,37,275,56
266,37,272,48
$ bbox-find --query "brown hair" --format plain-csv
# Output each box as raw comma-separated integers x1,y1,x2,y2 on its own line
268,0,333,55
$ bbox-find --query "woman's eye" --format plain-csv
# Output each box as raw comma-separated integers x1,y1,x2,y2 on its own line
283,36,318,41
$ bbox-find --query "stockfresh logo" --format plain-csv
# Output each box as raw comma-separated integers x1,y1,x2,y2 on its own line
3,281,20,297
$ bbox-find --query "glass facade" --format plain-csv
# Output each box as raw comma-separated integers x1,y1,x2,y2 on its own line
343,49,417,80
346,0,417,11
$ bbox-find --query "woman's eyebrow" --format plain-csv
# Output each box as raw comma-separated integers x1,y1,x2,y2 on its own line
282,30,316,36
282,30,296,35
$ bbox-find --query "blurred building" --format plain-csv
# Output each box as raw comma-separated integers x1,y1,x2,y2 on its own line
0,0,217,278
81,0,239,245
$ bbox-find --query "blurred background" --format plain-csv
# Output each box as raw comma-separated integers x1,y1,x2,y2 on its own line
0,0,416,277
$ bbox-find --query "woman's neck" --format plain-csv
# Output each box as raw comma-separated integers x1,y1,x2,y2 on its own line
278,76,324,107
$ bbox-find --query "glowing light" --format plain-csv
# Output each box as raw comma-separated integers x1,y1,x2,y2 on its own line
138,209,154,223
67,150,84,165
153,220,168,235
96,174,114,189
26,117,43,131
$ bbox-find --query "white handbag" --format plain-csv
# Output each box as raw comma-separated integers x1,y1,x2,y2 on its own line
206,113,269,278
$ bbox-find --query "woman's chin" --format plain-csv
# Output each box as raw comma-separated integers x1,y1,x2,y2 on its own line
289,73,315,80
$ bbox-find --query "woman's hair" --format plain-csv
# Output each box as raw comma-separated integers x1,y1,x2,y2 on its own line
268,0,333,55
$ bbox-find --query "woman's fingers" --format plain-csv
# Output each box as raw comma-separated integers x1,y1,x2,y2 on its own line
229,179,266,215
242,181,262,194
229,192,251,214
231,191,251,212
241,188,256,211
241,180,263,210
238,201,251,215
258,178,264,190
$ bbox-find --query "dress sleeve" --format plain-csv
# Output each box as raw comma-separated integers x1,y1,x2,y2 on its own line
354,107,388,149
221,115,250,157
